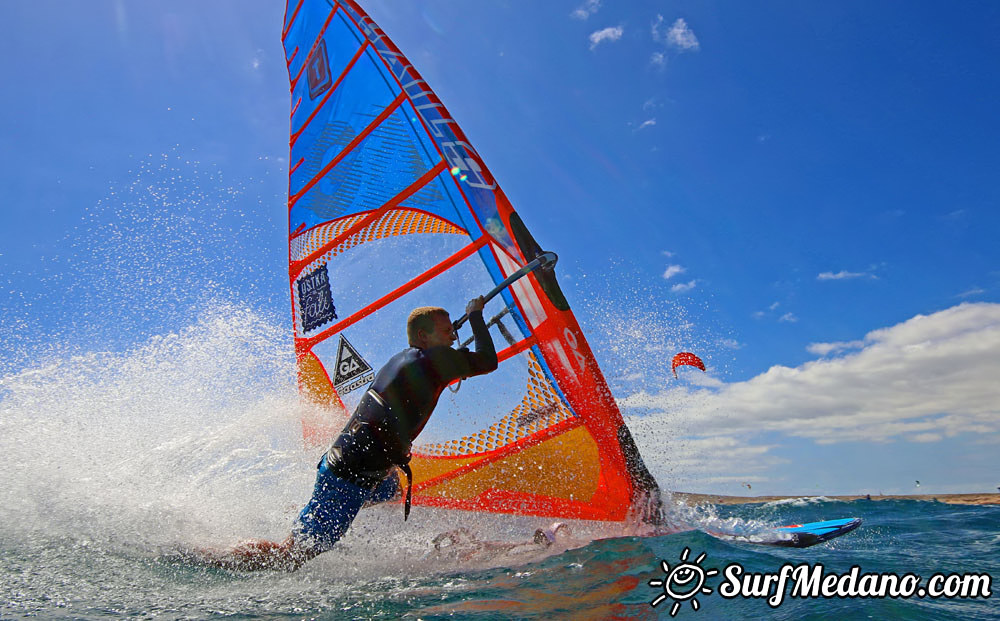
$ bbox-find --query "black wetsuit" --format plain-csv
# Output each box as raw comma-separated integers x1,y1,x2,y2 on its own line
291,312,496,547
325,310,498,491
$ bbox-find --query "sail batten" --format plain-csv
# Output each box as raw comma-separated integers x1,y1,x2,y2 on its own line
289,160,448,277
282,0,305,42
291,40,370,146
288,2,341,88
289,91,409,209
295,235,489,350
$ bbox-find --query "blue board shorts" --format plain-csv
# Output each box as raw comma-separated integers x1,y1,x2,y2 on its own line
291,455,399,554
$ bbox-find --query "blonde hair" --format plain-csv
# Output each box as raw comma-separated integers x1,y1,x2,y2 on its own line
407,306,448,346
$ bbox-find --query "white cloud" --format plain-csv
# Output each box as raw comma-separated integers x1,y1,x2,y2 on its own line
671,280,697,293
958,287,985,298
651,15,699,50
649,16,698,70
662,264,685,279
250,48,268,71
571,0,601,20
817,270,874,281
685,372,726,389
636,118,657,131
651,14,665,40
625,425,788,491
755,301,795,322
588,26,624,50
667,18,700,51
806,339,865,356
620,303,1000,445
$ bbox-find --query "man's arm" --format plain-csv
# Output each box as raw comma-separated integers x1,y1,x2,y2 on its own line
465,306,498,375
465,296,499,375
427,297,498,381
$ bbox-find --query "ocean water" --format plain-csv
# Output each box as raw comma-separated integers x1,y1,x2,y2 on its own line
1,155,996,619
2,305,997,620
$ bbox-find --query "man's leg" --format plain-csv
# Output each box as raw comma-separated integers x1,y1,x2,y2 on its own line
206,457,372,571
364,469,400,506
289,455,375,555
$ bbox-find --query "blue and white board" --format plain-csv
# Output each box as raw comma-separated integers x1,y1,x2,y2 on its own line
711,517,862,548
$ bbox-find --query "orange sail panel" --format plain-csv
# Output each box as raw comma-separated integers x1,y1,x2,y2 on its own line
282,0,662,523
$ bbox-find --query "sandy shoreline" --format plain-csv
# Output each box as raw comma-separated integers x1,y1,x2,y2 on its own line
671,492,1000,506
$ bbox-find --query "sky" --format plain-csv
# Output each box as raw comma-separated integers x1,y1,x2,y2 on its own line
1,1,998,497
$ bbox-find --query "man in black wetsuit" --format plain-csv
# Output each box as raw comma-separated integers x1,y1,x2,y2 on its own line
210,296,497,570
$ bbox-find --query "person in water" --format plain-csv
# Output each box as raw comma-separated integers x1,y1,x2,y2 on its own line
427,522,576,565
202,297,497,571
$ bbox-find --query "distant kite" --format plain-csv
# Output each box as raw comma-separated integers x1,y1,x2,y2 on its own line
672,352,706,378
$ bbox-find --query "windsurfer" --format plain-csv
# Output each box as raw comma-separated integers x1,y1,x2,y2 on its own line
202,296,497,571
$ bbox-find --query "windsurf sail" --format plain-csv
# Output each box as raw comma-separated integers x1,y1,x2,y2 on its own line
282,0,662,524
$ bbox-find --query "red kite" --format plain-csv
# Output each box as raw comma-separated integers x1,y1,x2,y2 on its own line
671,352,705,378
